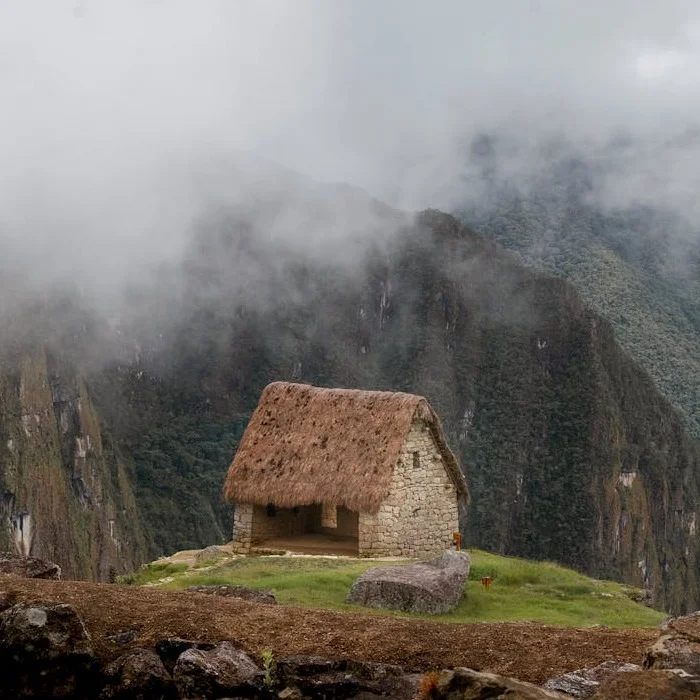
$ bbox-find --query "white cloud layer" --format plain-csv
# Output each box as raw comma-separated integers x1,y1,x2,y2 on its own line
2,0,700,297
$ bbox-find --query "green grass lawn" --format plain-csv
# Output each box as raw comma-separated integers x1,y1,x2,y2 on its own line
119,550,666,629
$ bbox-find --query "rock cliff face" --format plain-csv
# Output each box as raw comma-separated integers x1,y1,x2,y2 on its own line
0,349,147,580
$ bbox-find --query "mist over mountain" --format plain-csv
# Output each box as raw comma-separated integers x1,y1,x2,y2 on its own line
5,1,700,309
456,132,700,437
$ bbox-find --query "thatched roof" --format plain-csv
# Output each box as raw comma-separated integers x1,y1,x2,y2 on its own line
223,382,469,514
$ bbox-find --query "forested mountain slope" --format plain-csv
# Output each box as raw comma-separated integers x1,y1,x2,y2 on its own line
2,179,700,612
457,136,700,439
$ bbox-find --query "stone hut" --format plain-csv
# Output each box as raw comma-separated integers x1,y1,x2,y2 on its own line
223,382,469,557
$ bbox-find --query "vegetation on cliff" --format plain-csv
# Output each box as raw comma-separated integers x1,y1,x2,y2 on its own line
0,347,148,579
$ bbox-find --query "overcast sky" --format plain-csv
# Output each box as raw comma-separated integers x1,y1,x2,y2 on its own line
2,0,700,296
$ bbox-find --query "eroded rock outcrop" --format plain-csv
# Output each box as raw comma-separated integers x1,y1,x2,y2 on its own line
346,550,470,614
0,602,99,698
276,654,418,699
0,551,61,579
192,545,230,565
543,660,642,698
435,667,571,699
186,584,277,604
172,641,264,698
155,638,216,673
594,610,700,699
644,610,700,675
101,647,175,700
592,669,700,699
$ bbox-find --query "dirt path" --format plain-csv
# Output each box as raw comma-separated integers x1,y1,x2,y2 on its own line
0,576,658,684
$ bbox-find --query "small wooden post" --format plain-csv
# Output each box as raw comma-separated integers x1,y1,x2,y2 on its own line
452,531,462,550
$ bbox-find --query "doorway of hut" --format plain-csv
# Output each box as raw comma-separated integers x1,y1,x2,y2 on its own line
249,502,359,556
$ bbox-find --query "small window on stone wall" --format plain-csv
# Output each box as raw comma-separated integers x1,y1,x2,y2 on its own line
266,504,278,518
413,451,420,469
321,503,338,528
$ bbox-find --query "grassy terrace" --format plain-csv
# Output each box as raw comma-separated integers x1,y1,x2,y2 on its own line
119,550,667,629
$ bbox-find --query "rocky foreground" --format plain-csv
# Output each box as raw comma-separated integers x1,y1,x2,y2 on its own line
3,570,700,698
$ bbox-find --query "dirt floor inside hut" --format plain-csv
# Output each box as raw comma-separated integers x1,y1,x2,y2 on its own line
251,533,359,556
0,575,657,685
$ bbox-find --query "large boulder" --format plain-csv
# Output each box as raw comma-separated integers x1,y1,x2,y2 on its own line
186,584,277,604
644,610,700,675
0,551,61,579
433,667,571,699
107,628,138,646
0,602,98,698
100,647,175,700
542,660,642,698
192,545,230,565
155,637,215,674
172,641,263,698
0,590,18,612
276,654,418,699
346,550,470,614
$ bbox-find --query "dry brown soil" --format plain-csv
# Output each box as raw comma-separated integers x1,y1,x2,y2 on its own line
0,576,657,684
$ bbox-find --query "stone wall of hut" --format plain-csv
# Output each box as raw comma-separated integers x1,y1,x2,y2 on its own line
231,503,254,553
357,420,459,557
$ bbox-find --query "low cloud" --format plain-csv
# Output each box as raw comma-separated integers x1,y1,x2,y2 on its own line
2,0,700,315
